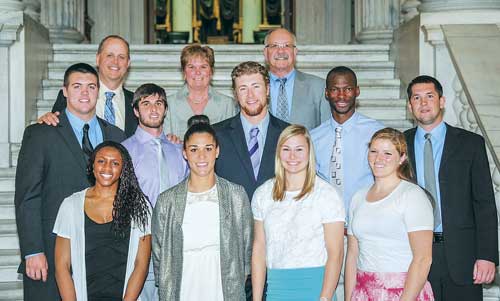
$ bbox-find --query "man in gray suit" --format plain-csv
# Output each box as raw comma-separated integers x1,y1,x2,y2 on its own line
263,28,330,129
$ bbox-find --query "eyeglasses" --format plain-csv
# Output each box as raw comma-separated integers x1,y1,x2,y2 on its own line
265,43,296,50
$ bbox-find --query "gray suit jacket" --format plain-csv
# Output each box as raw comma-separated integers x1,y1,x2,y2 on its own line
289,70,330,129
152,176,253,301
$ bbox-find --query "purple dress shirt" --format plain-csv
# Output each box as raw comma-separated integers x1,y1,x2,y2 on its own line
122,126,188,207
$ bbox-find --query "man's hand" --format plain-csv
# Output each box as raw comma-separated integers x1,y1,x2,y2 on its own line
37,111,60,126
26,253,48,282
166,133,182,144
473,259,496,284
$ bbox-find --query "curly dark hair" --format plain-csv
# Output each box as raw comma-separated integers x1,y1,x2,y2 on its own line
87,141,150,238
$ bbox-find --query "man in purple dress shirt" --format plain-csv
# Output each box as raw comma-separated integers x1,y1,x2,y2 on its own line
122,83,188,300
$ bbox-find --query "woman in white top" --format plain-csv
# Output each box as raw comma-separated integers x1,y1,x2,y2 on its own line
345,128,434,301
252,124,345,301
54,141,151,301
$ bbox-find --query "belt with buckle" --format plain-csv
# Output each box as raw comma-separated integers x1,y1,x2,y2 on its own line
433,232,444,243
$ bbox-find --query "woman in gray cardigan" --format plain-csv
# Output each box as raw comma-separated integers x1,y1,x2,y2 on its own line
152,118,253,301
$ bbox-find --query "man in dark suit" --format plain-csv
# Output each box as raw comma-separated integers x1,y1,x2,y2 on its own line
404,75,498,301
15,63,126,300
263,28,330,129
214,61,288,201
38,35,138,137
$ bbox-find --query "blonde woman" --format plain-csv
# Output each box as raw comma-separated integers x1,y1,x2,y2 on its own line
345,128,434,300
251,124,345,301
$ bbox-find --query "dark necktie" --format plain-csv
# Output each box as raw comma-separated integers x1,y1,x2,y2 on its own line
82,124,93,158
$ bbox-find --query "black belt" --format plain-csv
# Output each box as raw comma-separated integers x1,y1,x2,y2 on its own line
433,232,444,243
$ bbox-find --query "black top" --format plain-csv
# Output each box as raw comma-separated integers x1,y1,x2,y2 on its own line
85,213,130,301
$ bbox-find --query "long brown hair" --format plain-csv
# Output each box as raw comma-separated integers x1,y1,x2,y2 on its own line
272,125,316,201
369,127,412,181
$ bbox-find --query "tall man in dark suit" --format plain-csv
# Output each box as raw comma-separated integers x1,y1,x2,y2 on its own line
214,61,289,200
15,63,126,300
263,28,330,129
405,75,498,301
38,35,138,137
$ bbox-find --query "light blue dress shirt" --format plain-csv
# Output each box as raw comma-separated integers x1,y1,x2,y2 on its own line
311,112,383,219
65,109,103,148
240,112,270,177
414,121,447,232
269,70,296,117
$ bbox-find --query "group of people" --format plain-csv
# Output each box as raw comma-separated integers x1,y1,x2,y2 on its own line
14,27,498,301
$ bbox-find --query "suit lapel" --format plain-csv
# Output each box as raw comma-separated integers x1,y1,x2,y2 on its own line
406,128,417,179
56,112,88,170
290,71,306,123
439,124,459,177
257,116,280,181
228,115,257,182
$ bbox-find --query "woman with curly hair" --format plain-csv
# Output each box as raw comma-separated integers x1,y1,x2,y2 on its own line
53,141,151,301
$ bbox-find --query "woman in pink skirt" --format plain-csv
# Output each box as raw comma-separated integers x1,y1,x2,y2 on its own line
345,128,434,301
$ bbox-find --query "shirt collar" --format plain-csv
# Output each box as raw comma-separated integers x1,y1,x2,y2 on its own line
133,126,167,145
65,109,99,133
269,69,296,82
329,111,360,133
416,121,446,142
240,111,270,136
99,81,123,97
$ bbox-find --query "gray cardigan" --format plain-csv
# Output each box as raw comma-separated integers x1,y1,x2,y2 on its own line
152,176,253,301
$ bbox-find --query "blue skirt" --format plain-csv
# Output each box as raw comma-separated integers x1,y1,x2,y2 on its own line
266,266,335,301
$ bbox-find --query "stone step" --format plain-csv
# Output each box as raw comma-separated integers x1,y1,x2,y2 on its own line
0,220,16,236
40,78,401,103
0,281,23,300
0,266,20,282
0,192,14,206
52,44,391,63
47,60,396,81
0,249,20,268
0,204,14,220
0,168,15,193
0,234,19,250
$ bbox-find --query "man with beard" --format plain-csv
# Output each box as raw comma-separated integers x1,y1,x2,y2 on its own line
213,61,288,301
311,66,383,300
214,61,289,200
263,28,330,129
122,83,188,300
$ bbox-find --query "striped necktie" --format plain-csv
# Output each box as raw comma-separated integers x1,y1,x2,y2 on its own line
276,78,289,121
248,127,260,179
104,91,116,125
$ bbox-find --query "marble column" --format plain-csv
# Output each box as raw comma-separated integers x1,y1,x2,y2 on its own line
0,0,24,11
23,0,40,21
355,0,400,44
419,0,500,12
40,0,85,43
242,0,261,43
401,0,421,23
172,0,192,40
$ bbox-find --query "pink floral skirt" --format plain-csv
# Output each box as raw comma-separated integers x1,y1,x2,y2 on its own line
351,270,434,301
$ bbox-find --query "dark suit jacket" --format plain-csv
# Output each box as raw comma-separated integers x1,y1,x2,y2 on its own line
14,111,125,298
52,88,137,137
405,124,498,284
214,114,289,200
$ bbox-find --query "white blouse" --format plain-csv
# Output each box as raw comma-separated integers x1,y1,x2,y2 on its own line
252,176,345,269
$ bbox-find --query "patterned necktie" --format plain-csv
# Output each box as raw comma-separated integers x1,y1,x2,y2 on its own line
330,127,343,191
248,127,260,179
82,123,93,159
153,138,169,193
104,91,116,125
424,133,441,230
276,78,289,121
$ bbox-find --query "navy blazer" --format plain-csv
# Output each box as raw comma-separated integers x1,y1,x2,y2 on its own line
405,124,498,284
214,113,289,200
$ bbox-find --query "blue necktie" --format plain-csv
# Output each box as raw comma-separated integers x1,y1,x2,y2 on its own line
248,127,260,179
424,133,441,230
104,91,116,125
276,78,289,121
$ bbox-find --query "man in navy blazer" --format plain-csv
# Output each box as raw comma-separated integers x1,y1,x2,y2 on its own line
214,61,288,201
405,75,498,301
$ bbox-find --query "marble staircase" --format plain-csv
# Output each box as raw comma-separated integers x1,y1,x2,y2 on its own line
0,43,411,299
